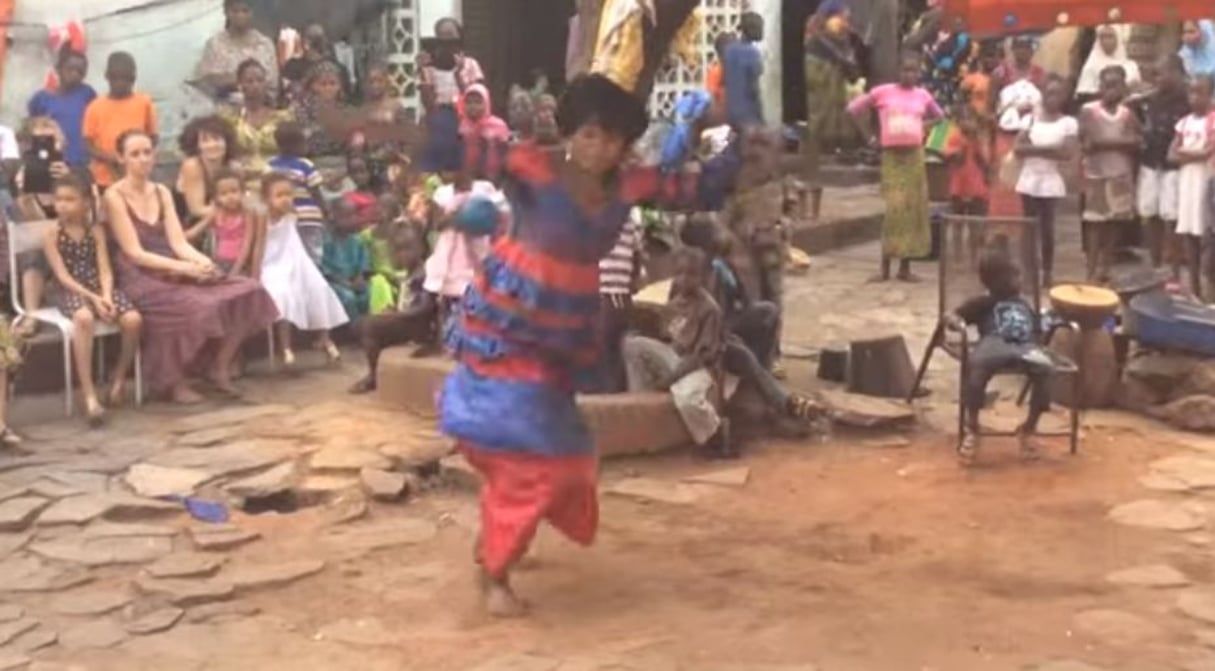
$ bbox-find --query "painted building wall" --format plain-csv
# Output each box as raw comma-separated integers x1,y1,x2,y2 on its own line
418,0,461,37
1,0,221,147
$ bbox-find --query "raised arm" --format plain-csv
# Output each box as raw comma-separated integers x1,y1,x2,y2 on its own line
103,188,195,275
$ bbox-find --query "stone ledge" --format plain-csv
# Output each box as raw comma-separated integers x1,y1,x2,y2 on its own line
374,348,691,458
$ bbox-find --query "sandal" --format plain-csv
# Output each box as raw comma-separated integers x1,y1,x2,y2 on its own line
85,400,107,429
957,433,979,466
282,348,296,368
1018,428,1042,462
787,395,824,420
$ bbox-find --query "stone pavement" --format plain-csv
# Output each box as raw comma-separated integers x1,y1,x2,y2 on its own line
0,203,1206,670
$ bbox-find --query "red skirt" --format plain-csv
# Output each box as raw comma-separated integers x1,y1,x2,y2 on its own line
989,131,1023,217
460,443,599,578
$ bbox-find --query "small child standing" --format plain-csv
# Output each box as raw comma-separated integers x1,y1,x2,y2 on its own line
1015,77,1079,288
949,250,1054,465
417,174,498,355
945,103,992,264
322,196,373,323
268,122,330,265
345,155,378,228
1080,66,1141,282
597,207,644,392
203,169,259,276
363,193,407,315
1134,54,1190,274
1168,75,1215,299
350,224,436,394
82,52,158,191
42,177,142,424
259,173,348,367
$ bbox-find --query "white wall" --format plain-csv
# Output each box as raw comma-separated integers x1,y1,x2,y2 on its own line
417,0,461,37
756,0,782,125
2,0,222,150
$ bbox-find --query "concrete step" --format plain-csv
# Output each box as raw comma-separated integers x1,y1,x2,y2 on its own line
374,348,692,459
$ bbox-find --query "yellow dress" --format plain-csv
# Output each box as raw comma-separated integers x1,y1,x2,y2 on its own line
219,106,292,176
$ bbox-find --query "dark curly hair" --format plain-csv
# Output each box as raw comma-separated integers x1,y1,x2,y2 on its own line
178,115,237,162
556,74,648,145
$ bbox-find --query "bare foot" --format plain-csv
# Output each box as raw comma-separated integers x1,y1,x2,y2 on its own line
282,348,296,368
484,580,528,618
322,340,341,364
1019,430,1042,461
207,373,241,399
84,397,106,428
866,273,891,284
348,376,376,395
106,380,127,408
896,272,922,283
172,383,204,405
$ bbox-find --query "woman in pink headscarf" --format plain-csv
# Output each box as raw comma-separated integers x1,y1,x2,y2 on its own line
460,83,510,182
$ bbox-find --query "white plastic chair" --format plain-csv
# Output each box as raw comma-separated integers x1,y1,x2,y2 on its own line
7,218,143,416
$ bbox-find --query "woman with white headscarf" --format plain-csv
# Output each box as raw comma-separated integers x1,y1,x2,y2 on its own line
1076,25,1141,100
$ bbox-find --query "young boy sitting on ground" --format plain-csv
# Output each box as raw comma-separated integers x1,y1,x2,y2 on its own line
622,247,732,457
948,249,1055,465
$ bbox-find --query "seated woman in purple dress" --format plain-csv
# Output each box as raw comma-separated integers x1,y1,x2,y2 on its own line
103,130,277,403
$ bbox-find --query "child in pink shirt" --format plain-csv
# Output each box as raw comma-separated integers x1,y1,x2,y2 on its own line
848,52,944,281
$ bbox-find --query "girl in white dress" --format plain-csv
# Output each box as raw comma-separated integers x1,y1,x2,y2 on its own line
1168,76,1215,299
259,172,349,367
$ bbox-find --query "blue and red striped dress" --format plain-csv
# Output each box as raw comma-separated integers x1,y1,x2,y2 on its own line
440,141,738,576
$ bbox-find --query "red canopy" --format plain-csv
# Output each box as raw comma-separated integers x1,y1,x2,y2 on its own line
942,0,1213,36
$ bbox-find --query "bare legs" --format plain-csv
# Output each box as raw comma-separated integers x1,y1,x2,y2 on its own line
1085,222,1117,283
276,321,295,367
13,270,44,336
874,256,919,283
69,309,103,424
109,311,142,405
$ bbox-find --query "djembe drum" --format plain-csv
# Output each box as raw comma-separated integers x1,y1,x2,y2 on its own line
1048,283,1120,408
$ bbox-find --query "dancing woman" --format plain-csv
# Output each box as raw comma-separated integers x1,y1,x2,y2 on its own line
438,74,741,616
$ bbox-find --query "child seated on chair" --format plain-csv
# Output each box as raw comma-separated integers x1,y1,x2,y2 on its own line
948,250,1054,465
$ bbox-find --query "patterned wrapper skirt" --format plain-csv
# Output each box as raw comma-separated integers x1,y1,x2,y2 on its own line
460,443,599,578
880,147,932,259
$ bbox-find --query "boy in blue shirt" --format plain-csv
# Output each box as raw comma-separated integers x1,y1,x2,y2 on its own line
27,49,96,170
723,12,765,129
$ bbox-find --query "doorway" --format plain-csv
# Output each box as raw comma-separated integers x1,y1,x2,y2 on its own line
782,0,817,123
463,0,572,105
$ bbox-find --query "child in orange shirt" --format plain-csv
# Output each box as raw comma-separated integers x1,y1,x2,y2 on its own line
82,52,158,190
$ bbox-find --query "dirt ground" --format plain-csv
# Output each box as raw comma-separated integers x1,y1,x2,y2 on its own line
52,409,1211,671
12,218,1215,671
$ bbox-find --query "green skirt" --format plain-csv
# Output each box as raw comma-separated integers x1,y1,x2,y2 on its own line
880,147,931,259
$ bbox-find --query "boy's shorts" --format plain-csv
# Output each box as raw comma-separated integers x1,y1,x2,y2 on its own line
1137,166,1179,221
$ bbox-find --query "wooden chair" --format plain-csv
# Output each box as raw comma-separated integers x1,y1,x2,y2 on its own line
908,214,1082,455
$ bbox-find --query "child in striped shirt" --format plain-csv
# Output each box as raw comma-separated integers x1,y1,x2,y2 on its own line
596,207,645,393
268,122,330,265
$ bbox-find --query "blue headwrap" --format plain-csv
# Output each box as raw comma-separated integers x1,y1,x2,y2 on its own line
659,90,713,171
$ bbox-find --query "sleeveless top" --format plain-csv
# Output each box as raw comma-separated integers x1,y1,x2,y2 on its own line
213,211,247,262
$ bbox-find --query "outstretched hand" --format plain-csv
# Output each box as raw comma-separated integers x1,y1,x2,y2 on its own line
315,106,424,147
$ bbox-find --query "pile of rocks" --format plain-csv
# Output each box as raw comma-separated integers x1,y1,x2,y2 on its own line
1121,353,1215,432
